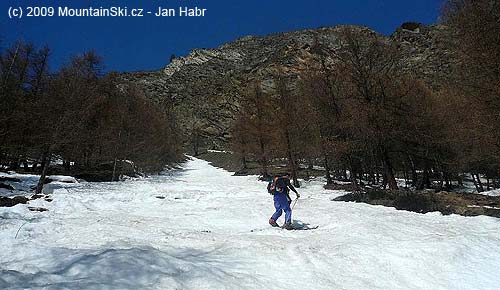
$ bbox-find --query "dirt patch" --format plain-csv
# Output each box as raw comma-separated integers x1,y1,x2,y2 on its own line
334,190,500,218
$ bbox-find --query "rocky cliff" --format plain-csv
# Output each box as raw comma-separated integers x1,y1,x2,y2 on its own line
121,23,455,150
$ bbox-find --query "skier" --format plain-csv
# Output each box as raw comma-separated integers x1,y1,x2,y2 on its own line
267,173,300,230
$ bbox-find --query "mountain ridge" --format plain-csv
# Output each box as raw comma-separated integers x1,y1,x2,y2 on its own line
121,22,454,150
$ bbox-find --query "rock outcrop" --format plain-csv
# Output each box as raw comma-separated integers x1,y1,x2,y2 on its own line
122,23,455,149
390,22,455,87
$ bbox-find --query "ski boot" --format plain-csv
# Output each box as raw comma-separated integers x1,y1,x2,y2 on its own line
269,218,279,227
282,221,293,230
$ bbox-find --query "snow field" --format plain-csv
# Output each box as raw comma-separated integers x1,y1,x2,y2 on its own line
1,158,500,290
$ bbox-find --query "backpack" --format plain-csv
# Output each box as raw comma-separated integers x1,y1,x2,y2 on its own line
267,176,287,195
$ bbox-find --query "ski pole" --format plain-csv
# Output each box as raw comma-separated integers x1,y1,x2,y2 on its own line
291,198,299,210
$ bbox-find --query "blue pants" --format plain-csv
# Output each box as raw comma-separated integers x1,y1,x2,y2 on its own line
271,193,292,223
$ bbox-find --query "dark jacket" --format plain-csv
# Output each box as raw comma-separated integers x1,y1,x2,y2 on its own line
268,176,297,196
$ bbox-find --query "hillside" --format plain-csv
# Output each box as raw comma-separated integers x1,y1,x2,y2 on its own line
122,23,455,149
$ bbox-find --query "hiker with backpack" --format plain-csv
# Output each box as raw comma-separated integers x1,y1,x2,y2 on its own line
267,173,300,230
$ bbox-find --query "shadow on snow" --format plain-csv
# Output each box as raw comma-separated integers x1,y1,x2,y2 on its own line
0,246,252,290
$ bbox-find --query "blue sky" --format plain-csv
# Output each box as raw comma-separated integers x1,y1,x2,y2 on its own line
1,0,443,72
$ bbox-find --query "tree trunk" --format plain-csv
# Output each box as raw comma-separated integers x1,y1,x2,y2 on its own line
402,165,409,188
422,168,432,190
320,134,333,184
9,160,19,171
112,157,118,182
457,175,464,187
350,166,358,187
444,172,451,190
284,129,299,187
473,173,485,193
407,154,418,187
241,156,247,170
381,147,398,190
370,170,376,185
63,160,71,171
35,151,51,195
416,160,432,190
323,154,333,184
192,140,199,157
258,134,269,178
31,161,37,172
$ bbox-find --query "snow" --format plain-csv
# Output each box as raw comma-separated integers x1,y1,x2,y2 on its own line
468,205,500,210
207,149,230,153
1,158,500,290
1,172,40,197
0,172,78,197
480,189,500,197
47,175,79,184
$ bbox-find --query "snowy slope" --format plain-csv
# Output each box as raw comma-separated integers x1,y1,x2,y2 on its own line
1,158,500,290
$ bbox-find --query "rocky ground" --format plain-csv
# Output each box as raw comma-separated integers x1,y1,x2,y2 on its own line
334,189,500,218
